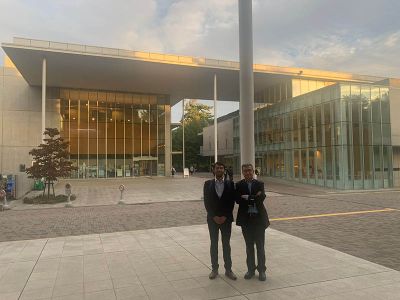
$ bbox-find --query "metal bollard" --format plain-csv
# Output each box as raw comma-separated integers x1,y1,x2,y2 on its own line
118,184,126,204
65,183,73,208
0,189,10,210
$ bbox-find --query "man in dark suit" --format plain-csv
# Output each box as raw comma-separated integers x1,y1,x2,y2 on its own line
236,163,270,281
203,162,237,280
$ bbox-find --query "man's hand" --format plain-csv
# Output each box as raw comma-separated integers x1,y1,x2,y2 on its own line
213,216,227,224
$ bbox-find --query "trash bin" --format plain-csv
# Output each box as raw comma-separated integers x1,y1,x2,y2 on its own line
34,180,44,191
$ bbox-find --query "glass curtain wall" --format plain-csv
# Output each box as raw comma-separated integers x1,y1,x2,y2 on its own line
59,89,167,178
234,82,393,189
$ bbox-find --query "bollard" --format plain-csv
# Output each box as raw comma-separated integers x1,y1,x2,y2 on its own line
118,184,126,204
65,183,73,208
0,189,10,210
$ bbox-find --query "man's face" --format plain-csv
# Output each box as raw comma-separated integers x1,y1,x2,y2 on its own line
214,164,225,178
242,166,254,181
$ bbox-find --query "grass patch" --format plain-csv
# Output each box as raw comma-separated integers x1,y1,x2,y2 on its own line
23,194,76,204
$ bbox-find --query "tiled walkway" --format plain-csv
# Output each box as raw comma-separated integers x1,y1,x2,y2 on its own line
1,225,399,300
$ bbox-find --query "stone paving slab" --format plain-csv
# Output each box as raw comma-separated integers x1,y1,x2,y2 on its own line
0,225,399,300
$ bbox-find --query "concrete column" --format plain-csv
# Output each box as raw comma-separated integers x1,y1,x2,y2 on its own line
214,74,218,162
42,58,46,141
239,0,255,167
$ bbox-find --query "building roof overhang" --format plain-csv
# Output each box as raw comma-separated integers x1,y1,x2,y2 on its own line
1,38,385,106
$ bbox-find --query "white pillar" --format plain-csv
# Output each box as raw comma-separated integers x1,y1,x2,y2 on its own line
182,99,185,174
214,74,218,163
239,0,255,168
42,58,46,141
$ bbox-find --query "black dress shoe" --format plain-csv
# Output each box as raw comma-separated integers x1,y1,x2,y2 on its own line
259,271,266,281
244,271,255,280
225,270,237,280
209,269,218,279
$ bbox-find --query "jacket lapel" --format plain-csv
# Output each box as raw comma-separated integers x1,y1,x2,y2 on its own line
220,180,228,199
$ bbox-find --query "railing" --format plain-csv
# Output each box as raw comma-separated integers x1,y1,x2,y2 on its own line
11,37,240,70
9,37,384,82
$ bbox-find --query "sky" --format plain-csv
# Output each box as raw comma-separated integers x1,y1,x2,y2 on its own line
1,0,400,121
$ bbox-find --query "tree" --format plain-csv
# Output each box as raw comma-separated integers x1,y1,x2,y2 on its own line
172,100,213,171
26,128,76,198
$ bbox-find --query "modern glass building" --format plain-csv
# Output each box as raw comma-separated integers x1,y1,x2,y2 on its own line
207,79,399,189
1,37,399,196
250,82,393,189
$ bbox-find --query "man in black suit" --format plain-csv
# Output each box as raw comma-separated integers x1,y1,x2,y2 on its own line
236,163,270,281
203,162,237,280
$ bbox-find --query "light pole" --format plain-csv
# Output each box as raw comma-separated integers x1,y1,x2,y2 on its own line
214,74,218,163
182,99,185,176
239,0,255,168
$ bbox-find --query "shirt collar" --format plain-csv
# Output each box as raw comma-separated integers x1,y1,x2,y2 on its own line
215,177,224,183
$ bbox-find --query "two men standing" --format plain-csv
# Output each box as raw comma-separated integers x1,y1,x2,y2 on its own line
203,162,269,282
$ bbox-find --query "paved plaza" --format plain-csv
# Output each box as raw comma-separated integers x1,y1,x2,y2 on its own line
1,224,400,300
2,175,400,299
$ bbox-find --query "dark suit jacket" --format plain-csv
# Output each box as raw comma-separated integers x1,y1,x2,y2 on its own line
203,179,235,223
235,179,270,229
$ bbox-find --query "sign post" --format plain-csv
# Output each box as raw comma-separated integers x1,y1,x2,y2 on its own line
118,184,126,204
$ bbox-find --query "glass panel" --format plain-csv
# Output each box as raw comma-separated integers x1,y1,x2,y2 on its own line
382,124,391,145
351,84,361,100
353,123,361,145
309,149,315,179
79,99,89,178
316,124,323,147
334,100,341,122
294,150,299,178
98,98,106,178
325,124,332,147
364,145,373,181
374,145,383,188
316,148,324,180
107,93,115,177
326,146,333,180
353,145,362,180
292,79,301,97
335,146,340,181
352,100,360,123
372,123,381,145
301,149,307,179
383,146,391,186
323,102,331,124
89,100,97,178
381,88,390,123
334,123,341,145
363,123,372,146
371,87,381,123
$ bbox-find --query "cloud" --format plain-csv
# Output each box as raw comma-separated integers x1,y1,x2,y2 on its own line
1,0,400,79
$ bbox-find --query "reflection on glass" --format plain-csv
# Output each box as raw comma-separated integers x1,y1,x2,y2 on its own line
59,89,167,178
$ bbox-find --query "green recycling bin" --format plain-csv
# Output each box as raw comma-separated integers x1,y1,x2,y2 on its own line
34,180,45,190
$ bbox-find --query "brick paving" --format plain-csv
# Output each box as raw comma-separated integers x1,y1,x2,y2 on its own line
2,175,400,274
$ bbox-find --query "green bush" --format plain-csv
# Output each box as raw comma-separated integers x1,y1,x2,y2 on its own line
23,194,76,204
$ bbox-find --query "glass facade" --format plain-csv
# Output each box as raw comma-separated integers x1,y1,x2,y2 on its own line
59,89,168,178
233,83,393,189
